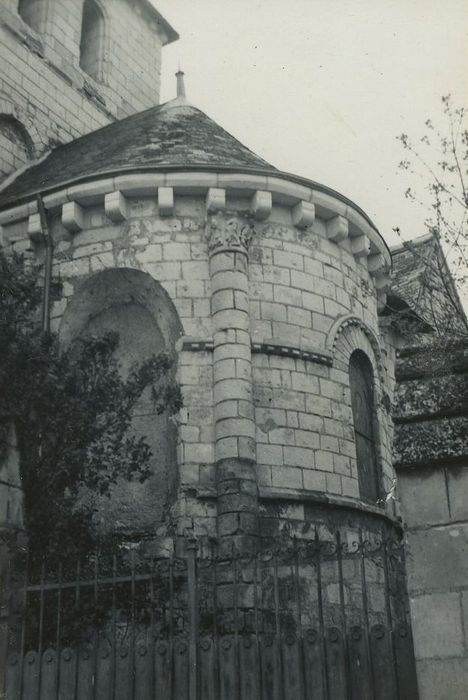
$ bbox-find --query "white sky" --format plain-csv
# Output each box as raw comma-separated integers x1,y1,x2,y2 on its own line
156,0,468,248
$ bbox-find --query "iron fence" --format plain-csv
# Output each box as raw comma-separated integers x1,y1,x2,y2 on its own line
1,529,419,699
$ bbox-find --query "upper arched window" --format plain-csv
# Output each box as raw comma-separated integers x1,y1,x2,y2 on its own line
349,350,381,503
18,0,42,32
0,116,34,182
79,0,106,82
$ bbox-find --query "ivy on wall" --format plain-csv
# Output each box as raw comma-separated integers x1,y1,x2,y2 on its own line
0,252,182,567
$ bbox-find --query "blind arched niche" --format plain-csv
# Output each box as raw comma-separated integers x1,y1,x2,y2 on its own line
349,349,381,503
59,268,183,538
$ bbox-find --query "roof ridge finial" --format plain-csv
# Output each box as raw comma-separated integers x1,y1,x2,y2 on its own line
175,64,186,99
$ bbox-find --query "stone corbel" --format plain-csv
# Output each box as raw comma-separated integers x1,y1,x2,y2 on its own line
158,187,174,216
374,274,391,291
27,212,43,241
292,200,315,229
104,191,129,222
206,212,255,254
251,190,272,221
326,215,348,242
367,252,386,276
351,234,370,258
62,201,84,233
206,187,226,213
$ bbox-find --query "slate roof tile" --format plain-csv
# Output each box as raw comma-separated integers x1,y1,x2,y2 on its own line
0,99,275,208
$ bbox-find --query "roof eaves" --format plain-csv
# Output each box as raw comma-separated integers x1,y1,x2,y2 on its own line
138,0,179,45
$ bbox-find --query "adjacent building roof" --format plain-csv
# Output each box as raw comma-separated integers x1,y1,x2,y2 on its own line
388,233,467,333
0,98,275,208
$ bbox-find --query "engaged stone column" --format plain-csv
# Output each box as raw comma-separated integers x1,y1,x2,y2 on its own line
207,213,258,552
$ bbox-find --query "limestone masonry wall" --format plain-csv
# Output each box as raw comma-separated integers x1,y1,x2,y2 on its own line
0,181,397,539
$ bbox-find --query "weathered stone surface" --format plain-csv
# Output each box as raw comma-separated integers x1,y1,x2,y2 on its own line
447,465,468,521
397,469,450,527
406,524,468,593
416,658,468,700
411,592,464,659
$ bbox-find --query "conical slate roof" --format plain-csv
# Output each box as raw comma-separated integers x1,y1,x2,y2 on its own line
0,98,276,208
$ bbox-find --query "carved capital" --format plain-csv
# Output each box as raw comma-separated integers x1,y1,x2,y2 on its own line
206,213,255,254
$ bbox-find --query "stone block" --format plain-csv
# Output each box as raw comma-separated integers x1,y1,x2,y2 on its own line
273,284,302,306
214,378,251,404
313,277,336,297
59,258,90,277
295,430,321,450
299,413,324,432
115,173,163,196
406,524,468,593
284,446,314,469
180,280,207,300
73,241,112,259
319,378,345,401
416,658,468,700
259,301,287,323
237,436,256,461
326,473,342,494
411,592,464,659
302,291,325,313
341,476,360,497
273,250,304,270
257,444,284,466
305,394,332,417
163,241,191,261
271,465,303,489
398,469,450,528
268,427,295,445
447,466,468,521
182,260,210,280
90,252,115,271
314,450,334,472
216,418,255,439
303,470,327,492
291,372,319,394
290,269,313,291
184,442,214,464
158,187,174,216
287,306,311,327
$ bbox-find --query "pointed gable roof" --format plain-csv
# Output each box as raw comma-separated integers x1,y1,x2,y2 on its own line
0,99,275,208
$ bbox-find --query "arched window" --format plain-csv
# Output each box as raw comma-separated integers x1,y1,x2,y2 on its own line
349,350,380,503
18,0,42,32
79,0,106,82
0,116,34,182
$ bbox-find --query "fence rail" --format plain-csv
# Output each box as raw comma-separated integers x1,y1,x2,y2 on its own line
2,530,419,699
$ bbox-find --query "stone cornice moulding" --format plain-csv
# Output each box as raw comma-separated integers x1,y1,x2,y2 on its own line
257,486,401,528
177,335,333,366
0,170,390,265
